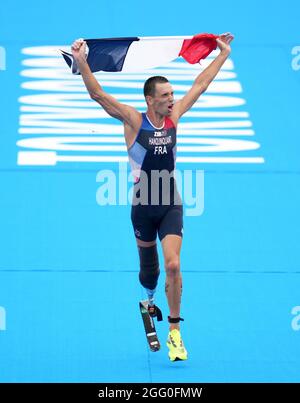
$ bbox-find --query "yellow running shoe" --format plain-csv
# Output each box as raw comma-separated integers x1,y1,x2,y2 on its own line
166,329,188,361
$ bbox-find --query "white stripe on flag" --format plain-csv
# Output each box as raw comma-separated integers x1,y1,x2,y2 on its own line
122,38,184,72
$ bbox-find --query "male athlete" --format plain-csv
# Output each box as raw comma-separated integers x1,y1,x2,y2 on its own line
71,32,234,361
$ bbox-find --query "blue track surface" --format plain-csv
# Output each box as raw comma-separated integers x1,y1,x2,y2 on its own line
0,0,300,382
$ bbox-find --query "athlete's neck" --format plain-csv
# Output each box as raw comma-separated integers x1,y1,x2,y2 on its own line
145,111,165,129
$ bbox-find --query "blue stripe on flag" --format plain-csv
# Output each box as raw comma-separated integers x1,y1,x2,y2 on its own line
85,37,139,72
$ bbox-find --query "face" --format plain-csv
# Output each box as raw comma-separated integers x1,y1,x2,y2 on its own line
147,82,174,116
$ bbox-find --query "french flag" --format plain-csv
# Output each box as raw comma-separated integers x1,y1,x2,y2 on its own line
61,33,219,74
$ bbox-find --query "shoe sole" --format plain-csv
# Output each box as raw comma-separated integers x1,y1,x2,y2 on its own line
169,355,188,361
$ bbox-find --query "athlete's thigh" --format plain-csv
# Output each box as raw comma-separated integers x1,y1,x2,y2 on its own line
131,205,157,244
158,204,183,243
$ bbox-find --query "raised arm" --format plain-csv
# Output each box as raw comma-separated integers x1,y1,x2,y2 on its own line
171,32,234,121
71,39,141,126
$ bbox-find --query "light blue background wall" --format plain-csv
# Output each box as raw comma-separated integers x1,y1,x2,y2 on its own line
0,0,299,382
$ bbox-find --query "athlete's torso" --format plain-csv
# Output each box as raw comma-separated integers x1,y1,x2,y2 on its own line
128,113,180,206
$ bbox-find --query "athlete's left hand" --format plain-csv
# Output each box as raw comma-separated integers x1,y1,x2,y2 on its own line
216,32,234,54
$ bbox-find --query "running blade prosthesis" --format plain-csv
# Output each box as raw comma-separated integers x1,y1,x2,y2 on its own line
139,300,162,352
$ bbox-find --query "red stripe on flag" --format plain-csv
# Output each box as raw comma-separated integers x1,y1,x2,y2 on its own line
179,33,219,64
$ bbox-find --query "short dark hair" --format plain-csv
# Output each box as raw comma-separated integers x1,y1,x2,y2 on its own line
143,76,169,97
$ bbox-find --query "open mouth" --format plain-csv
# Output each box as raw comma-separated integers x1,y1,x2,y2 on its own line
168,104,173,112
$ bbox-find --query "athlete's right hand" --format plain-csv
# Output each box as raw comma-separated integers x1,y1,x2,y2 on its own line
71,38,86,60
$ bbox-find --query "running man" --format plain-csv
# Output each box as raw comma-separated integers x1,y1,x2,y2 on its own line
71,32,234,361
